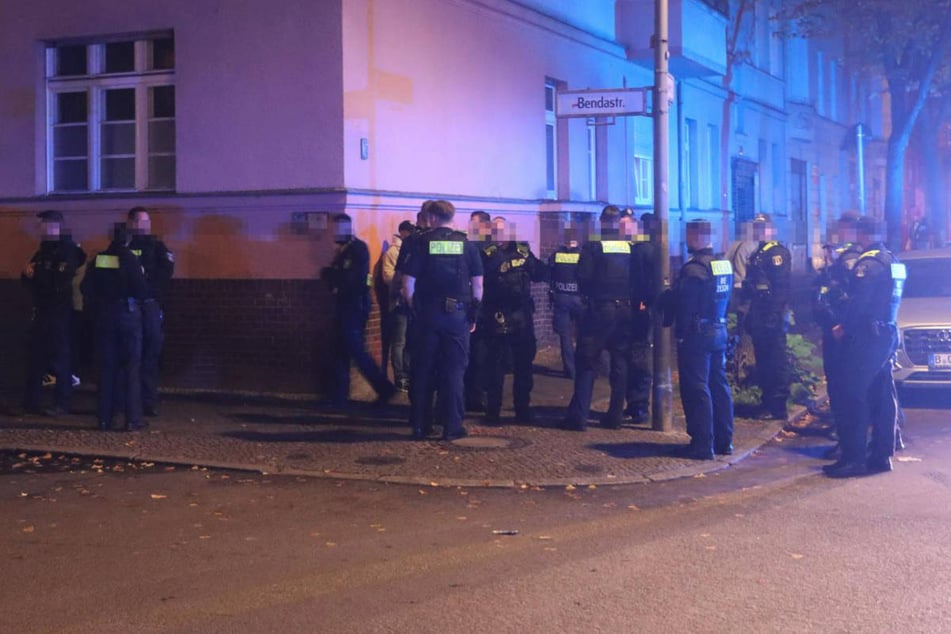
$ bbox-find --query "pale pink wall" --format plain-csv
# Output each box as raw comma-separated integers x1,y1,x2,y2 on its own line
0,0,345,197
342,0,651,203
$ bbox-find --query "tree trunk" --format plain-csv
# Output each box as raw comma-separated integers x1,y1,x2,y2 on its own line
919,104,950,246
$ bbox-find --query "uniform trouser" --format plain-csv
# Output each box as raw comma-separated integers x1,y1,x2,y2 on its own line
838,326,899,464
822,330,846,437
552,294,583,378
331,305,392,403
485,328,537,417
96,302,143,427
750,323,789,414
464,329,488,407
389,308,410,385
141,299,164,412
566,301,633,426
409,307,470,435
677,327,734,453
24,305,72,411
627,312,653,413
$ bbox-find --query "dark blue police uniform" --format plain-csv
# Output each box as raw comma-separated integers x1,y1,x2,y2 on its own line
743,240,792,418
22,235,86,414
129,234,174,416
464,240,495,411
672,249,734,458
403,226,483,440
482,241,547,422
826,245,904,476
626,236,657,420
549,245,583,379
562,239,635,430
813,242,862,440
323,235,394,406
81,238,147,430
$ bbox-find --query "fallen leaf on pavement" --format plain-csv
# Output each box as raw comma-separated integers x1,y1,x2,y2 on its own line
418,489,427,495
627,505,640,511
896,456,922,463
565,485,576,491
790,553,805,559
150,494,167,500
22,526,35,533
587,485,597,490
325,542,337,547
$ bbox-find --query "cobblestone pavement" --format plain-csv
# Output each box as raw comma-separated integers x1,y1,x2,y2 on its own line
0,351,795,487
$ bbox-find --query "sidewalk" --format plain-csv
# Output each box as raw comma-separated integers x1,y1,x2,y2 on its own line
0,350,798,488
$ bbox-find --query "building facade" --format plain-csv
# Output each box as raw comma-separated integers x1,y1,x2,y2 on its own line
0,0,881,393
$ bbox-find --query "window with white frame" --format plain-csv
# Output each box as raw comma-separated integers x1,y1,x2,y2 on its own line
633,155,653,205
545,80,558,198
684,118,699,209
586,124,597,201
46,34,175,193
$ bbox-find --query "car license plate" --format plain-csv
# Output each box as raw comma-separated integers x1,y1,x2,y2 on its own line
930,353,951,370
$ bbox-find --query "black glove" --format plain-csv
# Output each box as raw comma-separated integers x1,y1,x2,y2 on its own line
467,300,482,325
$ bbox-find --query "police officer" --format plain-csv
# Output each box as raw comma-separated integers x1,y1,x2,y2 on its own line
813,215,862,451
22,210,86,415
81,223,148,431
824,217,904,477
626,212,658,422
464,210,494,411
548,227,583,379
127,206,174,417
481,217,547,423
665,219,734,459
402,200,484,440
561,205,636,431
742,214,792,419
321,213,396,407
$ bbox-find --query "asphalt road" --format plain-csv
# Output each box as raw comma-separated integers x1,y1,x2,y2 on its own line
3,396,951,633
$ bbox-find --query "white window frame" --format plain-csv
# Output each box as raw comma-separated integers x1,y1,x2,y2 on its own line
45,36,175,193
545,80,558,199
586,124,597,201
633,154,654,205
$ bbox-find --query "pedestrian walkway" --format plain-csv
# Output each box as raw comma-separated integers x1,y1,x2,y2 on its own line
0,350,798,487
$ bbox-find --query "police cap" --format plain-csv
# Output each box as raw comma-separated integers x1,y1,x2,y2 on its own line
753,213,771,224
37,209,64,223
600,205,623,221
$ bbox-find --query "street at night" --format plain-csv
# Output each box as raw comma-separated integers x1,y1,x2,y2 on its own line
3,396,950,633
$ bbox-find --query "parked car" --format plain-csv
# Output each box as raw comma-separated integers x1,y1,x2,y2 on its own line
894,247,951,389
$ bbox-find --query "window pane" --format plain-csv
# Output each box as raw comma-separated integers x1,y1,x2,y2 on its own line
54,125,88,157
56,45,87,76
57,92,87,124
149,156,176,190
545,85,555,111
545,125,555,191
54,159,88,190
101,122,136,155
105,89,135,121
101,157,135,189
105,41,135,73
149,120,176,154
151,85,175,118
151,37,175,70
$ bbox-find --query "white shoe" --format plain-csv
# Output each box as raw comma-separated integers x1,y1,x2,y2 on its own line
71,375,81,388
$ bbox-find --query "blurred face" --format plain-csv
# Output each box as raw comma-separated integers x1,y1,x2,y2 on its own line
333,219,352,243
752,221,768,242
838,221,857,244
129,211,151,235
491,218,507,242
40,220,61,239
686,224,710,252
619,216,638,240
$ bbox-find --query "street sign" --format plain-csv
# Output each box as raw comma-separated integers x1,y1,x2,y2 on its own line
556,88,648,118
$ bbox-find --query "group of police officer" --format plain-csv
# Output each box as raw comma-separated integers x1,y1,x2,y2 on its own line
813,214,905,477
21,207,174,431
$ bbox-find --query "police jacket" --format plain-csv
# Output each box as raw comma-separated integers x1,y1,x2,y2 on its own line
841,244,905,334
483,241,546,313
403,226,483,310
671,248,733,340
743,240,791,316
22,237,87,310
129,234,174,302
324,237,372,309
813,242,862,330
630,237,658,337
549,245,581,295
577,239,634,302
80,240,147,311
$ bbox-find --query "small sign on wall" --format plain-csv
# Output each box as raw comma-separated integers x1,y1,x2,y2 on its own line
291,211,329,233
